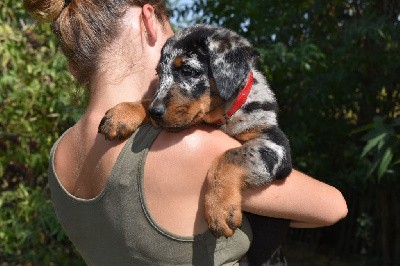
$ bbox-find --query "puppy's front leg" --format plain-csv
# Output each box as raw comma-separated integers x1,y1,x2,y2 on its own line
98,100,151,140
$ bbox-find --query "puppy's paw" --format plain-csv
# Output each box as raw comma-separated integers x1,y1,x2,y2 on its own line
204,193,242,238
98,102,148,141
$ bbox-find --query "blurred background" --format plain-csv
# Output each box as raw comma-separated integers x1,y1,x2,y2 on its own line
1,0,399,265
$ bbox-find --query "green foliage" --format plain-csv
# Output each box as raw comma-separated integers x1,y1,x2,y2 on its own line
359,116,400,181
1,0,85,263
177,0,400,181
0,184,84,264
0,0,85,188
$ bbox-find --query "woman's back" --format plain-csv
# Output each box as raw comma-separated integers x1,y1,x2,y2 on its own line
54,113,243,235
51,121,252,265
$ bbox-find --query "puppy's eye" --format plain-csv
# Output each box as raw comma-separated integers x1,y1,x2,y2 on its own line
180,66,200,77
181,67,192,76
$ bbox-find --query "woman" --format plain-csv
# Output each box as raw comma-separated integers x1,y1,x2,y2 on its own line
24,0,348,265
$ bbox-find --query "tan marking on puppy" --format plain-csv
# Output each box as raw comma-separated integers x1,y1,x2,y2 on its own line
173,55,184,68
187,94,211,123
162,88,197,126
160,77,228,127
205,154,246,237
98,100,151,140
202,105,225,124
202,78,226,123
209,78,217,89
191,93,225,124
162,88,217,126
235,126,267,142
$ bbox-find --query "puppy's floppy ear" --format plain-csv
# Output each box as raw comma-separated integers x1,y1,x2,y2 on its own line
208,28,259,101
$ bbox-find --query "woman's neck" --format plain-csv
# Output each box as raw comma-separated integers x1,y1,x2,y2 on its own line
79,8,174,126
86,70,157,115
75,69,157,139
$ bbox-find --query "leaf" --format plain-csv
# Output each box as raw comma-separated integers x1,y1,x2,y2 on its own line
392,158,400,166
378,148,393,180
366,157,380,178
349,122,375,135
361,133,386,157
377,29,385,38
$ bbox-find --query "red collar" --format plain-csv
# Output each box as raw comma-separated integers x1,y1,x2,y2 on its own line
212,71,254,125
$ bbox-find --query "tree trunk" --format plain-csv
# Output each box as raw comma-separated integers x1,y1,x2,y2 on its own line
393,189,400,265
379,189,391,266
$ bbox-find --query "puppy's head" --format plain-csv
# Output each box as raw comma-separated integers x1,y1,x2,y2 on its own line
149,24,259,130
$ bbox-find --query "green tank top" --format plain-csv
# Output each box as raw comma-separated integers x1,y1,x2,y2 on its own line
48,124,252,265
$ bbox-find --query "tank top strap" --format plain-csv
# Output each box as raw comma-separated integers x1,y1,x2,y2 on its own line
129,124,162,156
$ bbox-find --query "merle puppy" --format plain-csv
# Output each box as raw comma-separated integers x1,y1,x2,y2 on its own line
99,24,292,264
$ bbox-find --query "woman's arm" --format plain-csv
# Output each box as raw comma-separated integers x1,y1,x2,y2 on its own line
192,126,348,228
148,125,347,233
241,169,348,228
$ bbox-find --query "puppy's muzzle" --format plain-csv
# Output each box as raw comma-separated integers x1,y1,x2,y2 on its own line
148,103,166,124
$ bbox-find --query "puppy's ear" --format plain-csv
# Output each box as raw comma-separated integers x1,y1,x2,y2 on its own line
208,29,259,101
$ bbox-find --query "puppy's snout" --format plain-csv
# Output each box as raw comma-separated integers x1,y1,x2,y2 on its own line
149,104,166,120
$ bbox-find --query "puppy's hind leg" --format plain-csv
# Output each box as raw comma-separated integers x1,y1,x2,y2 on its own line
204,150,246,238
204,126,291,237
237,126,292,265
238,126,292,186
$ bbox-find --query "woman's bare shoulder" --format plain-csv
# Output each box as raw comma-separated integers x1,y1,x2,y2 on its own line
144,125,241,235
149,125,240,168
146,125,239,195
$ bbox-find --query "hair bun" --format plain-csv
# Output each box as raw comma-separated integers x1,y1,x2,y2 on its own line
23,0,66,22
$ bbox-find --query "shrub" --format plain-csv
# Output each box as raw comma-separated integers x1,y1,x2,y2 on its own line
1,0,85,263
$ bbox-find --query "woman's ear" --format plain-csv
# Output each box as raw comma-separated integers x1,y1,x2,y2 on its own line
142,4,157,46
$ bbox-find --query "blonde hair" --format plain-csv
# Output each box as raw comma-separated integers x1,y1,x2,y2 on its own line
23,0,169,85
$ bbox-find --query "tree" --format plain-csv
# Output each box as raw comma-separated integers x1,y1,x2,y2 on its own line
176,0,400,264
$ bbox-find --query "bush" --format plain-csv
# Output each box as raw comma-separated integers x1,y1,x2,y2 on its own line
1,0,85,263
0,184,84,264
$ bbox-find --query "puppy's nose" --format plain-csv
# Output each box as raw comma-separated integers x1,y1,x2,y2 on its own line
149,104,166,119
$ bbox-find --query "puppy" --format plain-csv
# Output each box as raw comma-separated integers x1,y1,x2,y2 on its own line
99,24,292,262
